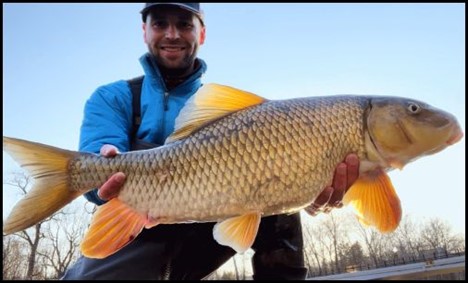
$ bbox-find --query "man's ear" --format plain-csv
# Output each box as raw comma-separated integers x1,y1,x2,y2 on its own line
199,26,206,45
142,22,148,44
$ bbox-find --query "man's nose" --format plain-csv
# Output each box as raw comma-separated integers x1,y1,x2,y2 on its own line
165,25,180,39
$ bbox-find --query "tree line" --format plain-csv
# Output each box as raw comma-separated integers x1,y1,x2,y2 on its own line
207,210,464,280
207,209,465,280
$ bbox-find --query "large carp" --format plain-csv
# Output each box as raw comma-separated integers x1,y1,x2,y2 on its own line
3,84,463,258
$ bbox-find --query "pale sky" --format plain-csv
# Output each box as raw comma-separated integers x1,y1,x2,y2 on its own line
3,3,465,238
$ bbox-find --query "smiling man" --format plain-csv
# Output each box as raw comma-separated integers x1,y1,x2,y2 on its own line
143,4,205,79
61,3,359,280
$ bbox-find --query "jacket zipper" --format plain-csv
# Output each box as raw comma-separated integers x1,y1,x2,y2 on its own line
163,91,169,111
160,70,201,141
161,91,169,142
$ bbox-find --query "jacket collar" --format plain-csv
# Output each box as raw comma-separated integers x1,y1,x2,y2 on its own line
139,52,207,92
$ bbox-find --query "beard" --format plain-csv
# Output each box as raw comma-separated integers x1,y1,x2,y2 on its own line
148,47,198,78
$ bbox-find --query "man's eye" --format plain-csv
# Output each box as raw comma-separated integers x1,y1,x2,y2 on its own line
152,21,167,28
179,22,194,29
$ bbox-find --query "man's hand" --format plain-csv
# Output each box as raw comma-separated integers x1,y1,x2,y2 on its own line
97,144,126,201
305,154,359,216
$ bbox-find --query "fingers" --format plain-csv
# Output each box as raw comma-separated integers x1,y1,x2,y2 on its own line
97,145,124,201
98,172,126,201
304,186,333,216
327,163,347,207
345,153,359,185
100,144,119,157
313,186,334,207
305,153,360,216
304,205,320,216
327,154,360,207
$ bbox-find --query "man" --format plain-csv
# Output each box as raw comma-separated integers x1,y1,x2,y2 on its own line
62,3,359,280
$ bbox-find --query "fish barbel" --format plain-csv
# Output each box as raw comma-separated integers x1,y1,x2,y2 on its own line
2,84,463,258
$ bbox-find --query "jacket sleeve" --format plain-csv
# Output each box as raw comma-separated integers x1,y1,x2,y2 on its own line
79,81,133,205
251,212,308,280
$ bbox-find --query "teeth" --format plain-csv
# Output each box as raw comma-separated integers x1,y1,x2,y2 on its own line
163,47,183,51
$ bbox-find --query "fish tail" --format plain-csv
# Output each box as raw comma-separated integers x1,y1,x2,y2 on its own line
3,136,82,234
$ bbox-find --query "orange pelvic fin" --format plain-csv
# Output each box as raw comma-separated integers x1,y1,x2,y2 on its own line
213,212,261,254
343,169,402,233
80,198,154,258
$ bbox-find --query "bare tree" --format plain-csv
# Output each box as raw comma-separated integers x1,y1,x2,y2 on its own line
353,218,394,267
420,217,464,254
3,171,91,280
3,235,28,279
302,210,356,275
3,172,50,279
303,218,328,275
37,203,89,279
321,211,353,273
388,214,425,261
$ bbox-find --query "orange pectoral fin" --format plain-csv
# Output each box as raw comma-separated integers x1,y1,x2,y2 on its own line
80,198,152,259
343,170,402,233
213,212,261,254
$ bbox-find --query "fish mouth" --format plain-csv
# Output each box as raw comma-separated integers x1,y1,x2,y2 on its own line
446,129,464,145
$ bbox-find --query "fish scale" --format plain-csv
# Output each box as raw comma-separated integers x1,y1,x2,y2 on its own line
68,96,367,222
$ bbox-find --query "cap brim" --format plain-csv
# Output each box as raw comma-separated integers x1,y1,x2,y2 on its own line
141,3,201,17
141,3,204,24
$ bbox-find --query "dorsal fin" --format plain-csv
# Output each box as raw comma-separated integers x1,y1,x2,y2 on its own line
165,83,267,143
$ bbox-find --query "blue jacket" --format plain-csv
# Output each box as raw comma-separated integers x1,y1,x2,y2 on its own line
80,53,207,205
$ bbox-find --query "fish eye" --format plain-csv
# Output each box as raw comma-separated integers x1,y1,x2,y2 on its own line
407,102,421,114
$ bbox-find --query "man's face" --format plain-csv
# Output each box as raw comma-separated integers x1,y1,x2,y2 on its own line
143,6,206,74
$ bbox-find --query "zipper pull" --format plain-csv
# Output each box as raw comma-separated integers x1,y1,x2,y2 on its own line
164,92,169,111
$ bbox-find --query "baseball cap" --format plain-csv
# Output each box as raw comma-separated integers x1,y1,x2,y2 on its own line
141,3,203,23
